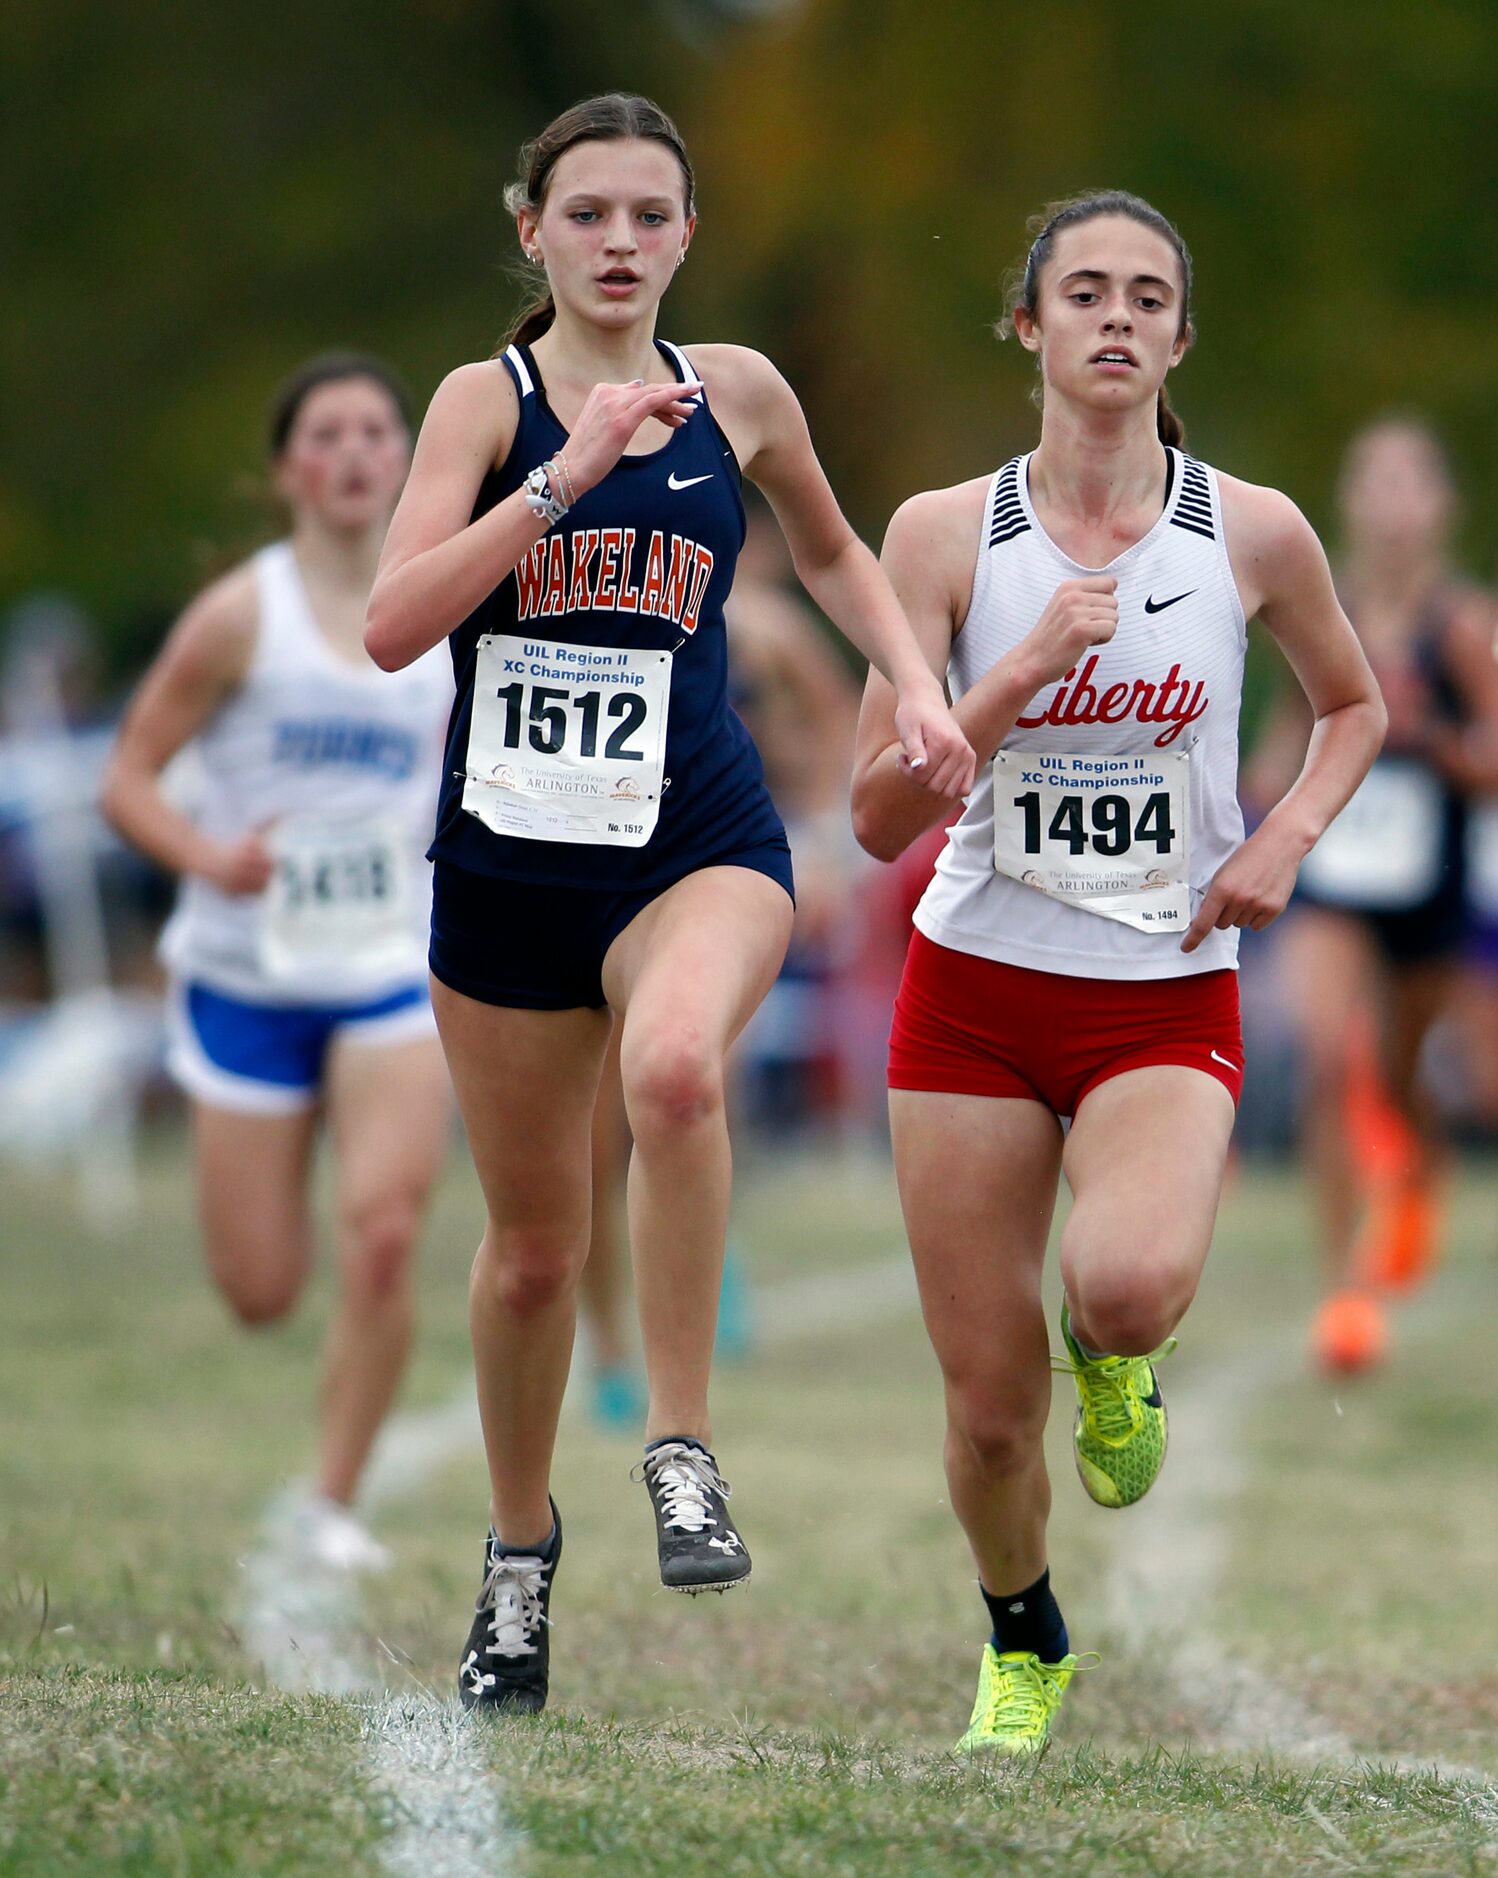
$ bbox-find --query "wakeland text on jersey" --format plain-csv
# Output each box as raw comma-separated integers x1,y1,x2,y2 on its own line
513,529,716,635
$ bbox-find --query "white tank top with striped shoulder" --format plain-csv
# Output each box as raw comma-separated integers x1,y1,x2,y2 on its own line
914,449,1248,981
160,542,454,1003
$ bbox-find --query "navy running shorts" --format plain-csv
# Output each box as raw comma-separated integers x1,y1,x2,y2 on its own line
428,844,795,1011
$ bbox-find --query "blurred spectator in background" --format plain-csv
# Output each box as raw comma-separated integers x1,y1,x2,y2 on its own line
101,353,455,1570
0,596,168,1217
1,596,113,1004
1248,417,1498,1373
729,493,863,1134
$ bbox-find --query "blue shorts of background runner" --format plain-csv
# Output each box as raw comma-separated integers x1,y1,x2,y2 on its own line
166,978,437,1114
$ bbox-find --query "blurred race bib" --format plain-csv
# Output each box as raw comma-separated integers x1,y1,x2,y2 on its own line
1297,760,1442,910
993,748,1191,932
1466,802,1498,921
257,813,417,983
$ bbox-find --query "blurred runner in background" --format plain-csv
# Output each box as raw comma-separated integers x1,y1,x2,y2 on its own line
1254,418,1498,1373
729,493,862,1135
103,353,454,1570
580,498,863,1427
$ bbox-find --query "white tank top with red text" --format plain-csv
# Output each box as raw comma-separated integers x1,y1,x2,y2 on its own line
914,449,1247,980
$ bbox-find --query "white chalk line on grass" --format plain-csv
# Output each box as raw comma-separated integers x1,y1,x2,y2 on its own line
241,1242,1498,1846
236,1250,918,1875
365,1695,524,1878
1098,1337,1357,1762
1098,1287,1498,1817
235,1491,511,1876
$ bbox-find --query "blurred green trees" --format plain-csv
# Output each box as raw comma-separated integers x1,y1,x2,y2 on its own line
6,0,1497,668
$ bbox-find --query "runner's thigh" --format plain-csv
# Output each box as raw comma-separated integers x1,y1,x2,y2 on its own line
430,976,613,1232
890,1089,1063,1390
1277,908,1380,1065
1060,1063,1236,1311
603,864,795,1049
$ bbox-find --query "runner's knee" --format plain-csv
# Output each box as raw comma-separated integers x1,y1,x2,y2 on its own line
340,1192,421,1307
1064,1255,1193,1356
623,1032,724,1146
945,1378,1049,1481
216,1266,304,1326
473,1227,583,1320
1298,1033,1352,1107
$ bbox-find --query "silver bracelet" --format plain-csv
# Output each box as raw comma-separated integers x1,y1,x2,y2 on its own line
522,461,569,526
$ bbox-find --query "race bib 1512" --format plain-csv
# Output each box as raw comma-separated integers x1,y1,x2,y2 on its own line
462,633,670,848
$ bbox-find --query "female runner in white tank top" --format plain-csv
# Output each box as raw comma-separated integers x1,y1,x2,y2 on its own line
851,193,1385,1755
103,355,455,1571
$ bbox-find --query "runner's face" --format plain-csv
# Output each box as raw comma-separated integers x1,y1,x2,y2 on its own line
1339,427,1452,561
524,138,693,334
1018,216,1188,422
274,379,410,531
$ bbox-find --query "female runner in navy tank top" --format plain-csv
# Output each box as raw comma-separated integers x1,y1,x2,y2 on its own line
1251,419,1498,1373
364,94,973,1715
852,194,1384,1755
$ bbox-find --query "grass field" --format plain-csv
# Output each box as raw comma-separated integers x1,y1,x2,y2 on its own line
3,1132,1497,1875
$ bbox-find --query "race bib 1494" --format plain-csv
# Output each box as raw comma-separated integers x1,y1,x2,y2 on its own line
993,748,1192,933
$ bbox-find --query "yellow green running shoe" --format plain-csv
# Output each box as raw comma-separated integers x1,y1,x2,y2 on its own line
1055,1303,1175,1509
956,1645,1079,1756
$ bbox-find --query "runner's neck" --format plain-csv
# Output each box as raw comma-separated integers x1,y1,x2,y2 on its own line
1029,404,1169,533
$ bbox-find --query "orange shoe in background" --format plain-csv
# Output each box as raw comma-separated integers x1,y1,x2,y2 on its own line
1361,1177,1443,1293
1312,1289,1390,1375
1344,1030,1418,1187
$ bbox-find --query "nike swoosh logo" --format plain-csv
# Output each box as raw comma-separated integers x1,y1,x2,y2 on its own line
1144,590,1196,614
1210,1049,1236,1069
667,472,712,491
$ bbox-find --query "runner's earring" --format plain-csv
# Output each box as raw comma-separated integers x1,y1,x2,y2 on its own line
675,250,686,270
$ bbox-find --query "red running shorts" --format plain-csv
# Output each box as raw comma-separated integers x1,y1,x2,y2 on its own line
888,928,1245,1117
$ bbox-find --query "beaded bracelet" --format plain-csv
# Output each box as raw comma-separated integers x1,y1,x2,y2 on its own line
522,460,569,526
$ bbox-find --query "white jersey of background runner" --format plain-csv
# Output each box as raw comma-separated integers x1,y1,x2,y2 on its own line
915,450,1248,981
160,542,453,1003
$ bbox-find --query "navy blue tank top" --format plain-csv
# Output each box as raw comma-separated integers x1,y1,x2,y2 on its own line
1296,587,1469,920
430,340,786,889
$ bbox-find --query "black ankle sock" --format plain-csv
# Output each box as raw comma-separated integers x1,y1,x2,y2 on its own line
981,1568,1069,1662
491,1524,555,1554
643,1435,709,1456
489,1513,558,1560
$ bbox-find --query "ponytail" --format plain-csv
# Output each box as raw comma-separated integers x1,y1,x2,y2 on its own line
501,293,556,352
1157,386,1185,449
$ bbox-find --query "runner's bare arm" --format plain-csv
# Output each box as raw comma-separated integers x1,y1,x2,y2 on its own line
365,363,702,670
1182,479,1385,953
365,364,536,669
851,487,1120,860
701,345,974,798
101,570,273,894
